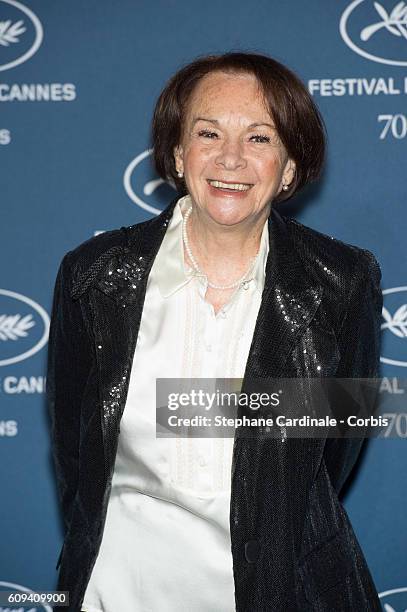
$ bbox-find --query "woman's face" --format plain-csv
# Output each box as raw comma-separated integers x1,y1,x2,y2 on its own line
174,71,295,227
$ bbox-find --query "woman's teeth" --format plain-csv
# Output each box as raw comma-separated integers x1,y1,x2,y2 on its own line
208,180,251,191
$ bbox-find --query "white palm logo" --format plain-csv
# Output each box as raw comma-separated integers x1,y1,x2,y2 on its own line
381,304,407,337
0,313,35,340
0,20,26,47
361,1,407,40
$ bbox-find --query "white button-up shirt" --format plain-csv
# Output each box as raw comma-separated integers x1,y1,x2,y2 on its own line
81,195,269,612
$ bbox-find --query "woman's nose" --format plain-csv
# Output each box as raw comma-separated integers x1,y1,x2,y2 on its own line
215,139,247,170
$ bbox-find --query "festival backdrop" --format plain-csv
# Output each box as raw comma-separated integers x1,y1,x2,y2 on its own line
1,0,406,609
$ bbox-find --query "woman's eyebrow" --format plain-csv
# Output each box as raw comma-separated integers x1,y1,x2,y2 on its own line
191,117,275,129
191,117,219,127
248,122,276,129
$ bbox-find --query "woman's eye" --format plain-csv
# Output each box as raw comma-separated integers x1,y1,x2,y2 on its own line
250,134,271,143
197,129,219,139
196,130,271,143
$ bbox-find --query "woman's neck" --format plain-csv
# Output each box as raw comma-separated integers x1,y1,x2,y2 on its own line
182,204,269,285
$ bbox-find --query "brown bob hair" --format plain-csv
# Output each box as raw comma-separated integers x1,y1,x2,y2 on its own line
151,52,326,204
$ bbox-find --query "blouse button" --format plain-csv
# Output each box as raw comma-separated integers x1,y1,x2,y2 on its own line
244,539,260,563
198,456,207,467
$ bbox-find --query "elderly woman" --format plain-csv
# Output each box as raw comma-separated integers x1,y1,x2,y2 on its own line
47,52,383,612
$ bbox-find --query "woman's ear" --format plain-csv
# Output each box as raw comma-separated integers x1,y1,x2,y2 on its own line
173,145,184,175
283,158,296,187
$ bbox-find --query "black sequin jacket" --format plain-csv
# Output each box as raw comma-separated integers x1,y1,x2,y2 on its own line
47,196,383,611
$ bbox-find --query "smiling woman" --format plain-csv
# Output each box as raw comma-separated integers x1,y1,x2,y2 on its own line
153,53,325,202
48,52,383,612
151,53,326,314
174,72,293,224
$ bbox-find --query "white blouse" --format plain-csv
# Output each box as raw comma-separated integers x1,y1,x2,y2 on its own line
81,194,269,612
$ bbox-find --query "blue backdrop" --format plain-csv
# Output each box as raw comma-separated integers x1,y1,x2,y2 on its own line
1,1,406,609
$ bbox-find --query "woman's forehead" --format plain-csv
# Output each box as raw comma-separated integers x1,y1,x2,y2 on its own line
185,72,273,124
190,71,260,99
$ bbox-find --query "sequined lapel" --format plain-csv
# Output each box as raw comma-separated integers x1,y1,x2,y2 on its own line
241,205,323,384
94,199,178,307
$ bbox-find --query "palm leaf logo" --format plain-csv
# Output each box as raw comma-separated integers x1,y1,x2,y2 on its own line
0,313,35,341
0,20,26,47
361,1,407,40
381,303,407,337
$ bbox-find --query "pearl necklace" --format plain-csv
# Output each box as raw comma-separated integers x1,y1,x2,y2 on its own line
181,206,260,290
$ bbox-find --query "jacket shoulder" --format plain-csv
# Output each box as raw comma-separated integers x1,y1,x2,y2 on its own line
285,215,381,288
60,218,153,297
283,216,382,332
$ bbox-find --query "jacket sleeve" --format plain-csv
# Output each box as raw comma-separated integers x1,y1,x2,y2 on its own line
46,251,93,534
335,249,382,379
322,249,383,494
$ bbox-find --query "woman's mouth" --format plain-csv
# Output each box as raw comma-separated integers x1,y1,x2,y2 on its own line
206,179,253,192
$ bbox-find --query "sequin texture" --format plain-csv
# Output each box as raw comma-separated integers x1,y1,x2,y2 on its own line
102,371,130,423
99,254,146,307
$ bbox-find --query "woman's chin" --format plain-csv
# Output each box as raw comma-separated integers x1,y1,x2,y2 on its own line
208,212,248,227
204,202,254,227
